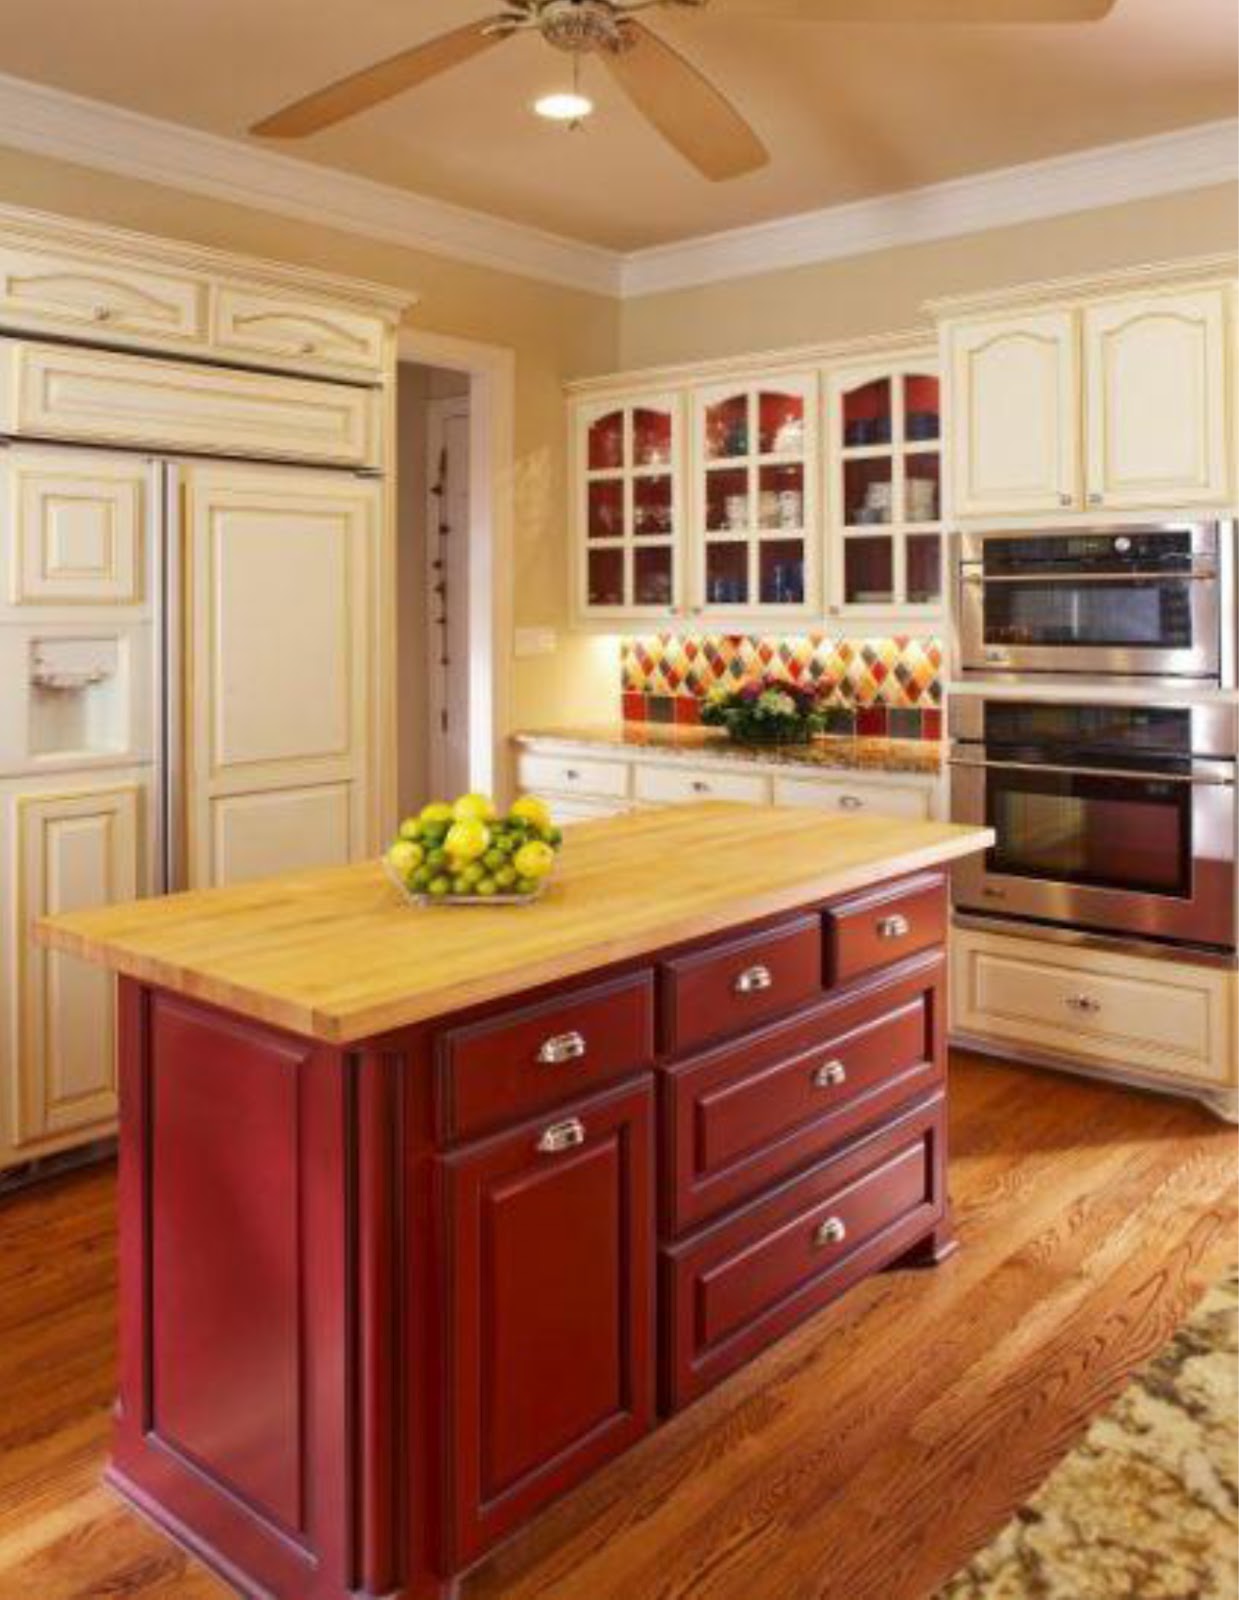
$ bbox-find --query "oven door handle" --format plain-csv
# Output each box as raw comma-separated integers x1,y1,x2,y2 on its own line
958,568,1218,585
949,755,1236,787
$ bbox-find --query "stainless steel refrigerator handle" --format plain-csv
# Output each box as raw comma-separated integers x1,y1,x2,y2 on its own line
948,755,1236,787
161,463,186,894
147,458,167,896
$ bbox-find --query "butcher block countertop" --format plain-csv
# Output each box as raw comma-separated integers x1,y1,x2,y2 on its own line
35,803,991,1046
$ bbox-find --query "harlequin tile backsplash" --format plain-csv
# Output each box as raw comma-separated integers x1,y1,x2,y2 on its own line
620,635,944,740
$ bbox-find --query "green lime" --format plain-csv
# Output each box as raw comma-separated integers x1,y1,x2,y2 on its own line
426,847,447,871
516,877,537,896
495,864,517,890
420,821,448,844
477,877,497,897
410,867,431,891
546,826,563,848
451,875,471,896
483,847,504,871
462,861,485,886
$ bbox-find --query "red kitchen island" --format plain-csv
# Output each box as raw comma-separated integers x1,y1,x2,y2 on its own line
38,803,991,1599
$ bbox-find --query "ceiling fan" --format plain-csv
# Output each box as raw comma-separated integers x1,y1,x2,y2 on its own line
250,0,1118,183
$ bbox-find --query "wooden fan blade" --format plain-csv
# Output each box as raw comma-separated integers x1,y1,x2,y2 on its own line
603,22,768,181
251,22,513,138
704,0,1116,20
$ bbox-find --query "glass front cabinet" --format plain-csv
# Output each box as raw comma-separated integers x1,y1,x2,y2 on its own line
575,394,684,620
825,359,944,619
691,374,819,622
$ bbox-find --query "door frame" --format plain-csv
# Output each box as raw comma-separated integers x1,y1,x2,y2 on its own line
397,328,516,808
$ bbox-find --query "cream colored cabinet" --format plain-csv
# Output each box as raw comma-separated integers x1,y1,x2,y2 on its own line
0,242,206,350
947,310,1079,518
182,464,378,888
210,284,387,379
1,778,145,1164
574,394,684,621
1083,288,1231,510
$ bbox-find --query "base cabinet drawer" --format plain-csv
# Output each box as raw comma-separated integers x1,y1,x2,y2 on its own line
516,751,630,800
662,954,945,1235
435,972,655,1142
661,914,822,1054
772,774,932,820
633,762,770,807
826,872,946,986
951,926,1237,1088
661,1095,945,1410
440,1078,655,1565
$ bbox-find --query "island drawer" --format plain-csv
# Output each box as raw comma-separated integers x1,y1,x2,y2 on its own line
825,872,946,987
661,953,945,1236
435,972,655,1142
660,915,822,1055
661,1095,945,1410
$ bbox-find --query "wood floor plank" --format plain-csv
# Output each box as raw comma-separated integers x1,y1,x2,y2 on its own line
0,1055,1232,1600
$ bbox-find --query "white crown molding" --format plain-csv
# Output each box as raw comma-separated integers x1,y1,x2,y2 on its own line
0,70,1232,305
0,71,622,297
618,119,1239,298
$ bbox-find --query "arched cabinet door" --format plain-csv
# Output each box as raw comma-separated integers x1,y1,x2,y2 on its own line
1083,289,1231,511
692,374,819,623
575,395,683,622
947,311,1080,518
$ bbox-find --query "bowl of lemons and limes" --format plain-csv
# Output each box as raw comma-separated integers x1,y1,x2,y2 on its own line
384,792,563,907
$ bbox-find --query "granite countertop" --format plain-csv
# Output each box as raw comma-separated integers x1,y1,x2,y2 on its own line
35,805,988,1043
514,723,944,777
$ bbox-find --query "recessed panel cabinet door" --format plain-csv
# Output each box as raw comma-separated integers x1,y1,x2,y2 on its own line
440,1078,655,1566
948,311,1079,517
6,780,143,1153
182,464,377,888
1084,289,1232,510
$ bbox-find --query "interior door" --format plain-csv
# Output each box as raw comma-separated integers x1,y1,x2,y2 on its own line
180,461,378,888
1084,288,1231,511
948,311,1079,518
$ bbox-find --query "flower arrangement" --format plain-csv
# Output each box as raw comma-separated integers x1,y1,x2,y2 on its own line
700,677,827,745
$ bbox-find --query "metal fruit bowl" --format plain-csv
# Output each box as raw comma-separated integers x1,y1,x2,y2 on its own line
383,856,550,908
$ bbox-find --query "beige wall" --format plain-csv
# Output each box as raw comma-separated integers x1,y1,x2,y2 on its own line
0,144,625,746
618,184,1239,369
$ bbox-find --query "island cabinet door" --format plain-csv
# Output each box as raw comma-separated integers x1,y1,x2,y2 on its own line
439,1077,655,1567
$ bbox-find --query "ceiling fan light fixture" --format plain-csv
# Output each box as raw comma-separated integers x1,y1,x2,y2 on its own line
533,89,595,121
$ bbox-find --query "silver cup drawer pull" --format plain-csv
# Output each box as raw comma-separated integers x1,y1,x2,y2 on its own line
813,1216,847,1248
536,1030,587,1065
536,1117,586,1155
812,1060,847,1090
838,794,865,812
1065,993,1102,1015
877,913,911,941
734,964,774,996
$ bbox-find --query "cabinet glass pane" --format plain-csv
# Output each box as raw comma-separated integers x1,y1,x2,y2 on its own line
705,542,749,606
587,479,625,539
758,391,806,455
904,374,941,443
842,379,892,448
844,457,893,525
758,540,805,605
634,474,673,537
757,462,805,530
905,453,941,524
633,408,673,468
705,466,749,532
704,395,749,460
844,537,894,606
633,546,673,607
907,534,942,605
587,547,625,607
588,410,624,471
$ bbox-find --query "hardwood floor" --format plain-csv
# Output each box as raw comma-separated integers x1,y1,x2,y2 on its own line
0,1053,1234,1600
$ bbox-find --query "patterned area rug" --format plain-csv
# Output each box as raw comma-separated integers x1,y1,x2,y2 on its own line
938,1267,1238,1600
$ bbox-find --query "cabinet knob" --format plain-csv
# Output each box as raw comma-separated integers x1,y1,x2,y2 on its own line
813,1215,847,1248
838,794,864,812
536,1030,587,1065
812,1060,847,1089
690,779,711,794
91,304,114,323
1087,492,1103,507
563,768,580,782
876,913,911,941
299,339,318,355
734,963,774,996
1065,993,1102,1015
536,1117,586,1154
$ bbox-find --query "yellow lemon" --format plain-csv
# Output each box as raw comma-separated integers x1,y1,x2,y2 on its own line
445,819,491,861
420,800,454,826
514,840,555,880
386,839,423,876
509,795,552,833
453,792,497,823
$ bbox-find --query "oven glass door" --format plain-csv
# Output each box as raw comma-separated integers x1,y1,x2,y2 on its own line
980,577,1196,652
986,765,1190,899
